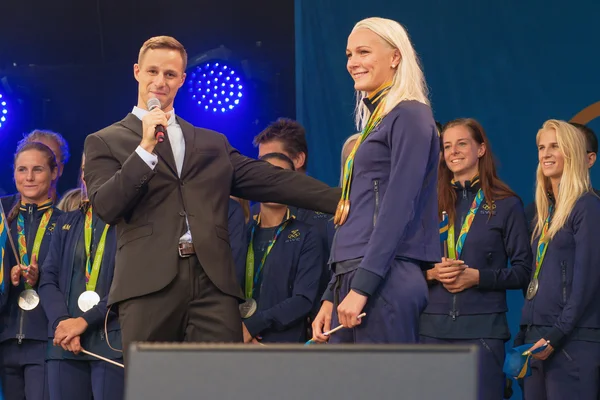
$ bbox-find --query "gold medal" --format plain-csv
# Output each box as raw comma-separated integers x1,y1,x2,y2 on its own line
338,200,350,226
526,278,539,300
334,200,345,225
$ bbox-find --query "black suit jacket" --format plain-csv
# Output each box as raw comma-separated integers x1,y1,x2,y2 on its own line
83,113,340,305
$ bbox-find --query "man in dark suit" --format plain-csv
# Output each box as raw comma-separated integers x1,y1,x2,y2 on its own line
83,36,340,356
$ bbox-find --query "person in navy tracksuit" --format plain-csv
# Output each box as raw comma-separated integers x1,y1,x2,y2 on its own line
38,155,124,400
0,199,9,400
418,118,532,400
312,17,439,344
252,118,335,317
239,153,323,344
519,120,600,400
0,142,63,400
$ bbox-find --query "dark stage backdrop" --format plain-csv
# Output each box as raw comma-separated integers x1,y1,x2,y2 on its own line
0,0,295,196
296,1,600,398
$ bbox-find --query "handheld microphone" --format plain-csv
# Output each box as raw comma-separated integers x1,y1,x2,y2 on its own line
147,97,166,143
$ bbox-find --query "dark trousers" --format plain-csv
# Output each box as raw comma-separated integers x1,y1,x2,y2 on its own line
329,259,428,344
47,359,124,400
419,336,505,400
0,340,49,400
118,255,242,361
524,340,600,400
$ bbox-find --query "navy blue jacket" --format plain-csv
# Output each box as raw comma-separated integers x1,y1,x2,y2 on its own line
424,180,532,316
521,192,600,347
251,202,334,308
0,202,62,343
239,214,323,343
0,196,15,312
524,188,600,237
228,198,247,279
331,98,440,296
39,208,121,360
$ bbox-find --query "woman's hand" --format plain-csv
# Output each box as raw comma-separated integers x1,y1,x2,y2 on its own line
426,258,466,283
311,301,334,343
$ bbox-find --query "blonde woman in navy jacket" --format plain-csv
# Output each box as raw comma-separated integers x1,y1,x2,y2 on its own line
0,142,62,400
312,17,439,344
39,155,123,400
520,120,600,400
419,118,532,400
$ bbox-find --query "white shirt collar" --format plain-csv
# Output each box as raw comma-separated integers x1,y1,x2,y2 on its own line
131,106,176,126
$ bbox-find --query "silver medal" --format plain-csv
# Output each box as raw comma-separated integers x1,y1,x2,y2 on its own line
18,289,40,311
239,298,257,319
78,291,101,312
526,278,539,300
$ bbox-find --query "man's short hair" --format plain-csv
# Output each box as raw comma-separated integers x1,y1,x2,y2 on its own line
138,36,188,71
19,129,70,165
253,118,308,170
570,122,598,154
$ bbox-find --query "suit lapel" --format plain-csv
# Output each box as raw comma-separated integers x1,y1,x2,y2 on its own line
178,117,196,179
121,113,178,176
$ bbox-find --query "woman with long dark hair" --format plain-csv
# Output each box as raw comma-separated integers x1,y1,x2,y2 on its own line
419,118,532,400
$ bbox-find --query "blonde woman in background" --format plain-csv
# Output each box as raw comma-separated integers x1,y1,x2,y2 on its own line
520,120,600,400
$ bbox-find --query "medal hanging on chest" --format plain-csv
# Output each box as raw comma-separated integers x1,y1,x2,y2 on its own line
78,206,109,312
241,211,291,318
526,206,553,300
334,87,390,226
16,209,53,311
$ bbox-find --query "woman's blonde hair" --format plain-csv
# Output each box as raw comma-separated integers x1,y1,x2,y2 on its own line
57,188,84,212
533,119,591,241
352,17,429,131
339,133,361,186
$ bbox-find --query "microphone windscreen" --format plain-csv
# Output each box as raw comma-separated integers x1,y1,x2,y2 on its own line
147,97,161,111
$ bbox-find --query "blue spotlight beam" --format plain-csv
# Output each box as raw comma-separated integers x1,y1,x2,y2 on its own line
187,62,244,113
0,93,7,129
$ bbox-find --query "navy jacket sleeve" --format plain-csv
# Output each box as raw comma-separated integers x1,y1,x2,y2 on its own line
81,226,116,329
39,214,71,332
546,196,600,345
479,198,533,290
228,199,247,287
244,227,323,337
320,273,336,303
352,106,435,295
524,201,536,238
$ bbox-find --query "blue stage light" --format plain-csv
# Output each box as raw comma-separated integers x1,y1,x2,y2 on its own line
0,93,8,129
187,62,244,113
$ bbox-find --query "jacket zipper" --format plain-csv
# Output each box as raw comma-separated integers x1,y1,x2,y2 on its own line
561,261,567,303
373,180,380,227
450,295,458,321
450,188,469,321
